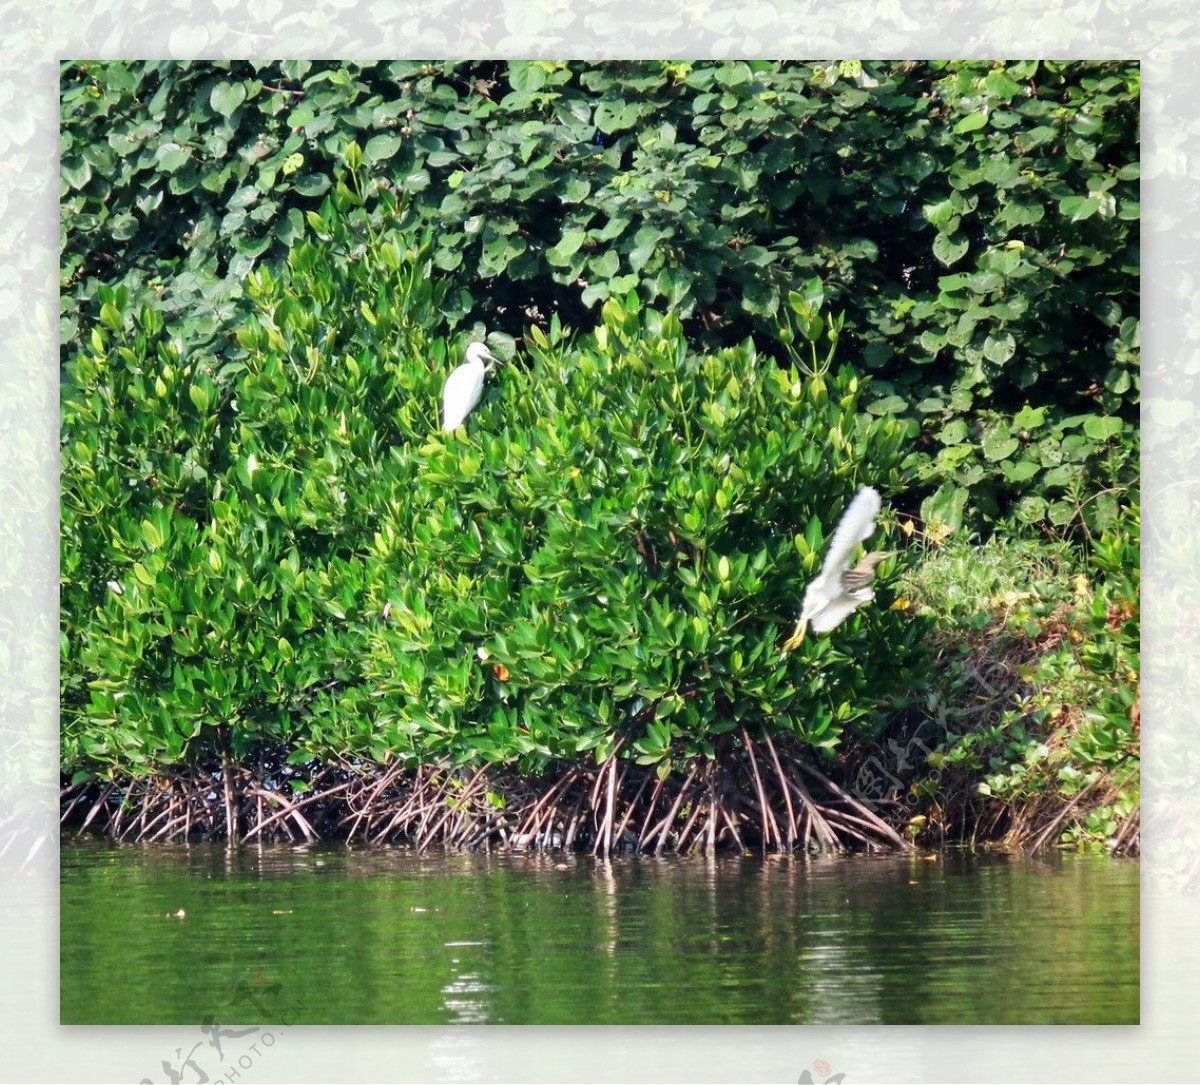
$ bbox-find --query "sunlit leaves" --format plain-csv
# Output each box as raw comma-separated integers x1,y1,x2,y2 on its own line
60,200,913,778
59,58,1139,780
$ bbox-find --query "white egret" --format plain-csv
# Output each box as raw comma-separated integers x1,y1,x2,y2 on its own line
441,342,500,432
781,486,895,652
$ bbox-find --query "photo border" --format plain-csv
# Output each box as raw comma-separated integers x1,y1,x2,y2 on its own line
5,2,1189,1080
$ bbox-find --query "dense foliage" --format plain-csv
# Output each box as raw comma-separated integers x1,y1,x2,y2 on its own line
60,60,1138,851
61,59,1139,535
61,191,919,778
896,507,1139,851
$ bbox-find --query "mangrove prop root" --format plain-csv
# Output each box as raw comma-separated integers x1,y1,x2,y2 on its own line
595,743,625,858
62,728,1126,853
610,771,651,848
761,730,798,849
654,764,700,855
793,759,912,850
634,775,667,850
741,726,779,851
243,782,352,842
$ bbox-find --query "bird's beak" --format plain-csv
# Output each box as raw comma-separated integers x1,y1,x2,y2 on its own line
481,348,501,372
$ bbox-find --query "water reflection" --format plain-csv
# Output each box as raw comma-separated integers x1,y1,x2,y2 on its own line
442,962,491,1025
61,843,1138,1025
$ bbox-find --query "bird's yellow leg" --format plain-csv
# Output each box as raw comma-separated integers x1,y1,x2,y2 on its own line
780,621,806,654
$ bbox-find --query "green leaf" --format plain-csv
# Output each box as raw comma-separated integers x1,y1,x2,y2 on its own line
984,72,1023,101
1013,405,1046,430
953,111,988,134
938,419,969,445
932,232,969,267
1083,416,1123,441
1014,495,1047,524
561,177,591,203
1042,465,1076,488
589,249,620,279
402,169,430,193
210,81,247,117
867,394,908,416
1059,195,1100,222
1048,500,1076,526
140,519,163,549
981,430,1019,462
61,157,93,190
982,333,1016,365
364,134,404,164
508,61,548,94
546,230,587,267
921,483,967,532
1003,459,1039,483
155,144,190,173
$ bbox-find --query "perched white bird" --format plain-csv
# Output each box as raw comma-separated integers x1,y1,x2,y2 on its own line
781,486,895,652
441,342,499,432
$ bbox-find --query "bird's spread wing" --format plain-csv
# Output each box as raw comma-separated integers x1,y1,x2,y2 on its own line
795,487,882,630
817,487,881,581
442,361,485,431
808,589,874,633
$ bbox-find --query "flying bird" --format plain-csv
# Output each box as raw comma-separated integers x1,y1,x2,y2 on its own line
781,487,895,652
442,342,500,432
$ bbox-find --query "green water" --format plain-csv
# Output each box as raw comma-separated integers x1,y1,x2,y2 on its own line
60,844,1138,1025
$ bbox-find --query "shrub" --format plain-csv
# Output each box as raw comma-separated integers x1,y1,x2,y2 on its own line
61,190,919,785
894,499,1139,851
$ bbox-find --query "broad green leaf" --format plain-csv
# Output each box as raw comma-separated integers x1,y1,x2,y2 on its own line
140,519,163,549
1059,194,1100,222
1083,415,1123,440
938,419,969,445
546,230,587,267
921,483,967,532
1014,495,1047,524
932,232,969,267
155,144,190,172
210,81,247,117
1048,500,1076,526
1013,405,1046,429
1003,459,1039,483
983,333,1016,364
953,111,988,134
364,134,403,163
589,249,620,279
981,428,1019,462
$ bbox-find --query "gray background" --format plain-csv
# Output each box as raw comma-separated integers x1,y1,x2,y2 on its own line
5,2,1189,1080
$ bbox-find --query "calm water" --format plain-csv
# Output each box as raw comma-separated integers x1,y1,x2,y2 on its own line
60,843,1138,1025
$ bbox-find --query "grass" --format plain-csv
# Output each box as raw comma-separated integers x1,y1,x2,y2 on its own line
887,527,1140,854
